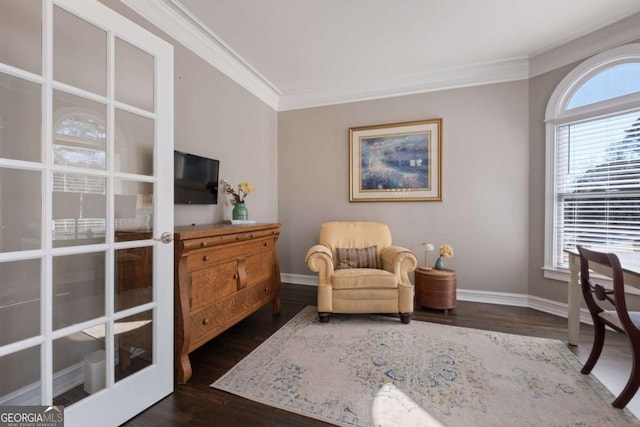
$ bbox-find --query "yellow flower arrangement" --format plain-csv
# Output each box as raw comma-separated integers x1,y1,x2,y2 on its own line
439,244,454,259
221,179,255,205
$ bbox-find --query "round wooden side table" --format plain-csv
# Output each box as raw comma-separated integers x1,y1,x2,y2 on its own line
415,267,457,313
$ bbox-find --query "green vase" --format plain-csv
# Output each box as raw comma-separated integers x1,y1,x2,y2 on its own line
232,202,248,220
435,256,445,270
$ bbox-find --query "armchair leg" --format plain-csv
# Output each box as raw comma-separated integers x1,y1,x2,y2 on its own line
318,312,330,323
400,312,412,324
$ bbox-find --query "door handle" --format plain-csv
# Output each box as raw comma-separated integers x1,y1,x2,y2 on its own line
154,232,174,244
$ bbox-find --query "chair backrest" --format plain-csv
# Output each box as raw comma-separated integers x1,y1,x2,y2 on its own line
318,221,392,263
577,245,636,334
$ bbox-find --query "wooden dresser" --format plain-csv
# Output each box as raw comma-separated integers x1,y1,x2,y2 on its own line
173,223,281,383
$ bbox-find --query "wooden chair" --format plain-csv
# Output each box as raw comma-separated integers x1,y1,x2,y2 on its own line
577,245,640,408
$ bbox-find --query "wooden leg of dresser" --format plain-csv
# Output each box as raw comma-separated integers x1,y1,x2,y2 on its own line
175,352,192,384
272,296,282,317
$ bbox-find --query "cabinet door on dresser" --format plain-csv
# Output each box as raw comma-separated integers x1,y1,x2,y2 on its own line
189,257,237,312
244,245,274,288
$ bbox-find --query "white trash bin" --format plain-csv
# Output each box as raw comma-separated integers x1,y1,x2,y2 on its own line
83,349,106,394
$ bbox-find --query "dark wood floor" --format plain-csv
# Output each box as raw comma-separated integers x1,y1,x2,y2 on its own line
123,283,636,426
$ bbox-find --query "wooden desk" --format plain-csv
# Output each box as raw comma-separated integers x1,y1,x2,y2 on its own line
565,248,640,345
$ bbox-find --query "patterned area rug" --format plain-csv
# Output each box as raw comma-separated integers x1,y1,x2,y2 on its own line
211,306,639,426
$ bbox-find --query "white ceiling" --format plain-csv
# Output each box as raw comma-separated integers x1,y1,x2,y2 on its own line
131,0,640,110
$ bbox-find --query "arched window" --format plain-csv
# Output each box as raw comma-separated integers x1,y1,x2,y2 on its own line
545,44,640,274
52,111,107,237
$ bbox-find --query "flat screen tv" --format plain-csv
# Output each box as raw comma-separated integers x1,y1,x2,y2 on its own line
174,150,220,204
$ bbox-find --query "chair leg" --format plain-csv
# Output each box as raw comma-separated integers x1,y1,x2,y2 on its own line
612,336,640,409
582,321,606,374
613,365,640,409
400,312,411,324
318,312,330,323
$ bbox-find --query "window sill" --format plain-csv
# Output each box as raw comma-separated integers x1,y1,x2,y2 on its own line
542,266,571,283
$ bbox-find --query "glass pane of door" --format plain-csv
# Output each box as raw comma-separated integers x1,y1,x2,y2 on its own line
53,5,106,96
0,72,42,162
52,252,106,331
115,109,154,175
115,38,154,112
53,90,107,170
52,331,105,406
0,167,41,253
115,310,153,382
0,0,42,75
0,346,41,405
0,259,41,346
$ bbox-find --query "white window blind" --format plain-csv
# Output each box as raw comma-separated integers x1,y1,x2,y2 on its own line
52,146,107,235
554,111,640,268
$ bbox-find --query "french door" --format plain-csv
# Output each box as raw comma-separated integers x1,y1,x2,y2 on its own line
0,1,174,425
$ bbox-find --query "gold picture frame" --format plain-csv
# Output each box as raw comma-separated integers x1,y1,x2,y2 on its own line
349,119,442,202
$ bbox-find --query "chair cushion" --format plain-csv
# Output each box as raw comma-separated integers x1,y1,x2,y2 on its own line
332,268,397,290
335,245,379,270
599,310,640,332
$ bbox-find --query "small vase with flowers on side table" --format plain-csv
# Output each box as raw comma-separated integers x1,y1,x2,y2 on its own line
415,243,456,313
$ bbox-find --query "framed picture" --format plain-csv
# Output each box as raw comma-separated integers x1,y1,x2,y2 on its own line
349,118,442,202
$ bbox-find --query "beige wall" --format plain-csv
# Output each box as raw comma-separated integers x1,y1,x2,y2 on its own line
101,0,279,227
171,47,278,226
278,81,530,294
527,63,576,302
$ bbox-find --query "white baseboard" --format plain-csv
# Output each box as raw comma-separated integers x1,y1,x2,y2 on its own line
0,349,141,405
281,273,594,325
0,361,84,405
281,273,317,286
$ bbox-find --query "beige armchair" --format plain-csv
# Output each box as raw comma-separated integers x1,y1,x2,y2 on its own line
305,221,418,323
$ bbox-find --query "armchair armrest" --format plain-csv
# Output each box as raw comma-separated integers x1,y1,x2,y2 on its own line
381,246,418,287
305,245,335,284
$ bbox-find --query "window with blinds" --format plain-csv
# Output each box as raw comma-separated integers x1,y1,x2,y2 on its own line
545,45,640,274
553,112,640,268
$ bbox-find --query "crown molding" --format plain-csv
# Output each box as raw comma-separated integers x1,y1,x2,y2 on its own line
120,0,280,110
278,58,529,111
119,0,528,111
119,1,640,112
529,12,640,78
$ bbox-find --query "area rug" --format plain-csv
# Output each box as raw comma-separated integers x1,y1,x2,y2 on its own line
211,306,638,426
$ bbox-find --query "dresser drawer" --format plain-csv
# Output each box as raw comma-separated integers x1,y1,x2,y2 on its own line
186,238,274,271
182,228,279,252
189,281,274,345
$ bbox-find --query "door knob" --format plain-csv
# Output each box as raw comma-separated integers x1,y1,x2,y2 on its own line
154,232,174,244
